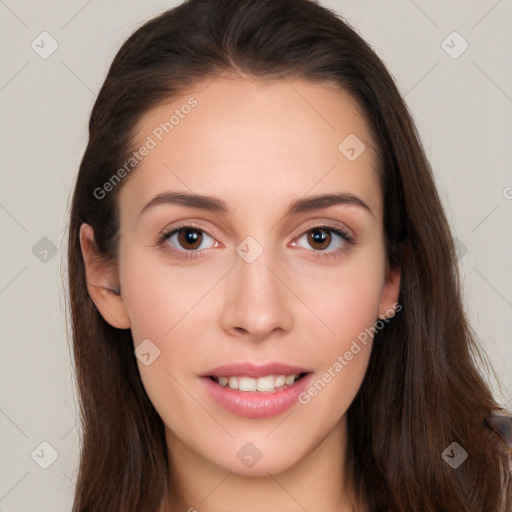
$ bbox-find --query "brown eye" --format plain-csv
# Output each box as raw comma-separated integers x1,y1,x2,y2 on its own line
291,225,352,257
307,228,331,250
159,225,217,256
177,228,203,250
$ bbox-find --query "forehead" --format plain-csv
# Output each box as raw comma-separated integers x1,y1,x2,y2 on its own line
121,76,381,222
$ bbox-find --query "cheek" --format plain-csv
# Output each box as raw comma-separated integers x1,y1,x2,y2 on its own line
298,248,386,349
118,251,214,434
118,248,222,406
293,256,384,427
118,247,219,342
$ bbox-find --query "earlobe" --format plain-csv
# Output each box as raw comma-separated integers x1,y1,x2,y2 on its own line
79,223,131,329
378,264,401,319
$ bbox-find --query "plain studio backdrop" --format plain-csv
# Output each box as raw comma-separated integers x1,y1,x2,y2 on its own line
0,1,511,510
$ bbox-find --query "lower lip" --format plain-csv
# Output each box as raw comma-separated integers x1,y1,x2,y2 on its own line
202,375,312,419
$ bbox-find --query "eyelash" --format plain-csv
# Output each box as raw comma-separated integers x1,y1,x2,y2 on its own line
156,223,355,262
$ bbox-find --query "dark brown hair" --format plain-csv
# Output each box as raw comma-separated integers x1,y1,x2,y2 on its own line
67,0,511,510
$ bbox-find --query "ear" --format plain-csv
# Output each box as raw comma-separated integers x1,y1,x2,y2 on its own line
377,263,401,319
79,223,131,329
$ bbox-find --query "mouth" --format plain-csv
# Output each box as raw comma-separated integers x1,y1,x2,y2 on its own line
201,363,312,419
208,372,309,393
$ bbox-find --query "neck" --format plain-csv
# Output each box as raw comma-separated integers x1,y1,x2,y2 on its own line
161,415,365,512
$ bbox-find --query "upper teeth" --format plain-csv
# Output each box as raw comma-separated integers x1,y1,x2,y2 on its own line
216,374,299,392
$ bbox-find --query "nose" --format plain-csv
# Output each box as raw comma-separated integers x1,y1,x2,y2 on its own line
219,246,294,341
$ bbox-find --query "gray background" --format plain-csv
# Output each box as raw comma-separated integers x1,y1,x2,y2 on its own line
0,1,511,510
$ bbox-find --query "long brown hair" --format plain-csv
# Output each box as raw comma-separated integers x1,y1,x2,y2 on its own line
66,0,511,510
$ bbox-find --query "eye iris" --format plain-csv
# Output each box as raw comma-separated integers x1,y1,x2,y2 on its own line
308,228,331,250
178,228,202,250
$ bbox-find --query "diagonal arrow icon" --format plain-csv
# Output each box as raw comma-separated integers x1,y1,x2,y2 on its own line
339,134,365,161
441,441,468,468
31,31,59,59
237,442,262,468
236,236,263,263
134,339,161,366
31,441,59,468
32,237,58,263
440,31,468,59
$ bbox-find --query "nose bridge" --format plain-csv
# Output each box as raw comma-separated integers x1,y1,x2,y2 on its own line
220,236,293,338
236,241,276,301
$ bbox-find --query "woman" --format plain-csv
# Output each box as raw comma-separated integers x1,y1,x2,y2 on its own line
67,0,512,510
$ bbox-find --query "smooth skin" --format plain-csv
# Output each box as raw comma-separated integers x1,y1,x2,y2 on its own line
80,76,401,512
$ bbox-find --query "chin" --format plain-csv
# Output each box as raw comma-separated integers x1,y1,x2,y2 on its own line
219,452,302,477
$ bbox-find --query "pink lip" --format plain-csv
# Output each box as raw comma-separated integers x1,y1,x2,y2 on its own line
201,363,312,419
203,362,310,378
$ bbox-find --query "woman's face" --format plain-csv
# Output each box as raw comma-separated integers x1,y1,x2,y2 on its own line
89,76,400,476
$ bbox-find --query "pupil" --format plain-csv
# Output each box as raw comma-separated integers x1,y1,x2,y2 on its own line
309,229,330,249
179,228,201,249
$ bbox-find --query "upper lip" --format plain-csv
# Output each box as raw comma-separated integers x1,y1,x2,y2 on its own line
203,362,311,378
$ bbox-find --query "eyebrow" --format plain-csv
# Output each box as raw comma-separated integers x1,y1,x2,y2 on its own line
138,191,373,218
